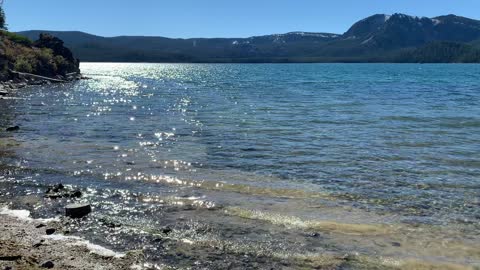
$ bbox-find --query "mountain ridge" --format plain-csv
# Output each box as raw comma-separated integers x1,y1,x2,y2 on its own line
17,13,480,63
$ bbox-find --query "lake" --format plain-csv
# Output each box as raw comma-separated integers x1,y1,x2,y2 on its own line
1,63,479,269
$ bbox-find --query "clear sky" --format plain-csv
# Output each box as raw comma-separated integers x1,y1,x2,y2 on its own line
5,0,480,38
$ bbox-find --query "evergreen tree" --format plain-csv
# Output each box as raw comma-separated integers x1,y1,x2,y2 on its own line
0,6,6,30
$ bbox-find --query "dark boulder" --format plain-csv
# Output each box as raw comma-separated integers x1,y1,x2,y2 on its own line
5,126,19,132
40,261,54,268
65,203,91,218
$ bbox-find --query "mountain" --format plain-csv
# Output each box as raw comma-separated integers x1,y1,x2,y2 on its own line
17,13,480,63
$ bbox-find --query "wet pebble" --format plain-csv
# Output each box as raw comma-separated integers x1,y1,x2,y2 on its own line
41,261,54,268
161,226,172,235
46,228,56,235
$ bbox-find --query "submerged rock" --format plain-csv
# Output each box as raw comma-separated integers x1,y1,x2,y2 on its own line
45,184,82,199
5,126,19,132
46,184,64,193
65,203,91,218
45,228,56,235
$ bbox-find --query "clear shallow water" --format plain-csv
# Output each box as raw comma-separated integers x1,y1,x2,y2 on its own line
1,63,479,269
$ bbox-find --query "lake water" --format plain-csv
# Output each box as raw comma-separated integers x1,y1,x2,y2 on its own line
1,63,479,269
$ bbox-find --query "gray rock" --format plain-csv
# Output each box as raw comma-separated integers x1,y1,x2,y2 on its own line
45,228,56,235
65,203,91,218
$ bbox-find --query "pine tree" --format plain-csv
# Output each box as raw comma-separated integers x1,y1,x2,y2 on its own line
0,6,6,30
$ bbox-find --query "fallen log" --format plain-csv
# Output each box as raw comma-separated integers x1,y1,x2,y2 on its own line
9,69,67,83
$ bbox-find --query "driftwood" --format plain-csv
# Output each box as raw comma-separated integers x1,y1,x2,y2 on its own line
9,69,68,83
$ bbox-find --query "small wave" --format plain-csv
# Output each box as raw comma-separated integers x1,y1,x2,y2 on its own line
381,116,431,123
0,206,59,222
44,235,125,258
133,174,330,199
139,195,216,209
224,207,393,235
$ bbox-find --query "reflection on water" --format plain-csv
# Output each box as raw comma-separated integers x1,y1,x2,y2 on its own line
1,63,479,268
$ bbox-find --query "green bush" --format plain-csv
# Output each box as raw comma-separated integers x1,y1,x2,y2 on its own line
1,31,33,46
37,48,54,63
14,56,34,73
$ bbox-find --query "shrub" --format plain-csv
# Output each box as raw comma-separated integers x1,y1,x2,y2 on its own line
14,56,34,73
1,31,33,46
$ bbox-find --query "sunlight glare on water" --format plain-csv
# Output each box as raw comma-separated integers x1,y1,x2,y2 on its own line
1,63,479,268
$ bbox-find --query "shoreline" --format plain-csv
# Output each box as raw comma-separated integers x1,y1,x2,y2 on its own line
0,70,87,95
0,205,145,270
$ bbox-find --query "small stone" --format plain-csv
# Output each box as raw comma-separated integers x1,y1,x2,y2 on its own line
36,224,46,228
41,261,54,268
5,126,20,132
45,228,56,235
46,184,64,193
0,255,22,261
391,242,401,247
70,190,82,198
161,226,172,235
65,203,91,218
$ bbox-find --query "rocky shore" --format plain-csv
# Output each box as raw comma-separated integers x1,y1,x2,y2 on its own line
0,183,149,270
0,206,145,270
0,69,86,95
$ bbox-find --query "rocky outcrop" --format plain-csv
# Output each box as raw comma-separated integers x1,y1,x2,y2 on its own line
0,31,81,87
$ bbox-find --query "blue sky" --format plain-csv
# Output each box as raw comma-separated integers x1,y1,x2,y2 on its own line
5,0,480,38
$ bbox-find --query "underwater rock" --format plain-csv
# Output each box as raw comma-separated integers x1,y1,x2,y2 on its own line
46,184,64,193
5,126,19,132
45,184,82,199
161,226,172,235
45,228,56,235
65,203,91,218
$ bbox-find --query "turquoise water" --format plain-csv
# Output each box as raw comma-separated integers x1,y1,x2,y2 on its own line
1,63,479,268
